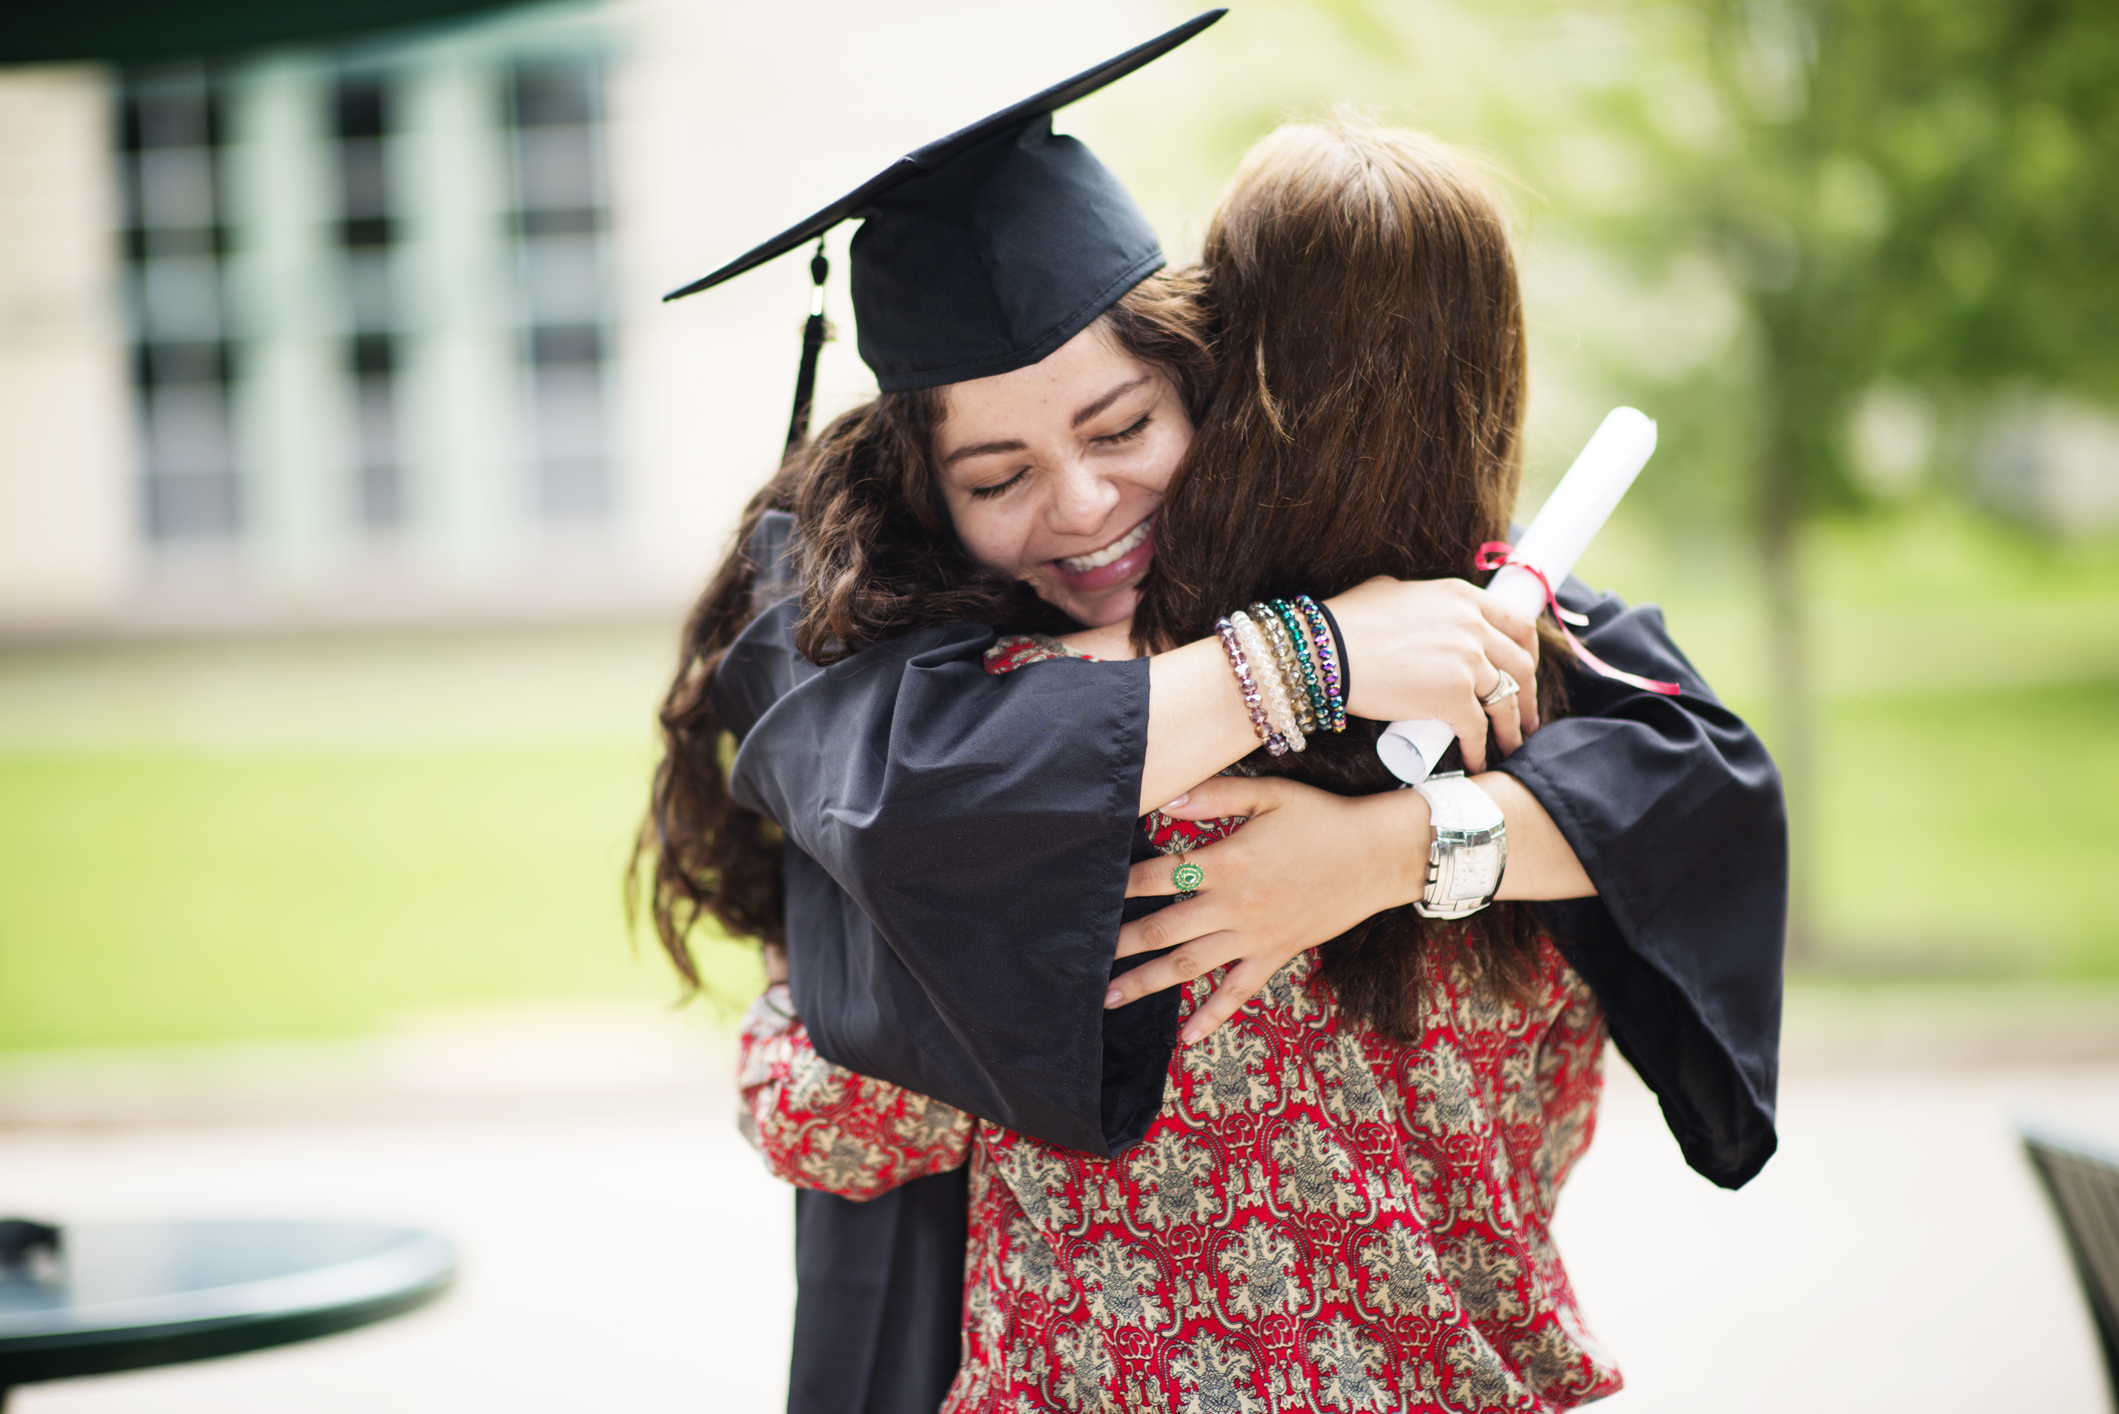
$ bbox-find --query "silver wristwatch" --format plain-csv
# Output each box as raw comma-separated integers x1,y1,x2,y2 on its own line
1410,771,1506,919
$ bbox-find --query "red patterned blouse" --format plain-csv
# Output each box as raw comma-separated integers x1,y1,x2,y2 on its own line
736,635,1621,1413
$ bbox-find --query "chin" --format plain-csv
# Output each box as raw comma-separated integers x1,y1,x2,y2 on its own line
1023,566,1145,630
1065,584,1141,629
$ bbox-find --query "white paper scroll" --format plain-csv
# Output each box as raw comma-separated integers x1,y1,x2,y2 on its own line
1375,407,1658,786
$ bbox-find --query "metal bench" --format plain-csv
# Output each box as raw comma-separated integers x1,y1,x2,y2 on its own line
2023,1128,2119,1404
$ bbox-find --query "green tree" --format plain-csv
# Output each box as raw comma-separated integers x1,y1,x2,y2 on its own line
1630,0,2119,946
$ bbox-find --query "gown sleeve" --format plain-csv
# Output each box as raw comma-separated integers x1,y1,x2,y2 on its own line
736,986,974,1199
716,515,1180,1161
1494,576,1787,1189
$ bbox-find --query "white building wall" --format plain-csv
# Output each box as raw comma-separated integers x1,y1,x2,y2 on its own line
0,66,133,632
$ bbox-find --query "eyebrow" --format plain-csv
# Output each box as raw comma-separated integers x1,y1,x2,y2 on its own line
938,376,1152,468
1070,375,1150,429
941,437,1027,468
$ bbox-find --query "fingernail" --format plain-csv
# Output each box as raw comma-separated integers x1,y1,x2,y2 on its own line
1104,988,1123,1008
1161,793,1189,811
1179,1026,1200,1045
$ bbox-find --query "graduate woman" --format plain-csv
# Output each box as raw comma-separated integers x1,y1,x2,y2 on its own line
737,116,1677,1410
642,13,1784,1411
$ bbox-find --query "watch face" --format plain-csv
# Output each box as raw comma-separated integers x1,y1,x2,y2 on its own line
1450,845,1502,901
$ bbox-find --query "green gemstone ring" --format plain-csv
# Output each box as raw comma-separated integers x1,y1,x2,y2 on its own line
1171,857,1205,893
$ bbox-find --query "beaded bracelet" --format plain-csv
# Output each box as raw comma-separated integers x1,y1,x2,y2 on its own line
1254,612,1308,751
1292,597,1345,731
1214,615,1287,756
1267,598,1334,732
1293,594,1348,732
1238,611,1304,753
1249,602,1314,733
1231,610,1305,754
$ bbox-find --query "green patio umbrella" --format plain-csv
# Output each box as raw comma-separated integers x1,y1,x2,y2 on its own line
4,0,528,66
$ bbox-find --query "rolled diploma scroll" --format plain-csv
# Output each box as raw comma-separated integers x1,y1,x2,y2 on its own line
1375,406,1659,786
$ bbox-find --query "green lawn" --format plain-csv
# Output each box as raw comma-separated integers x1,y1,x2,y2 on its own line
1813,680,2119,974
0,743,761,1051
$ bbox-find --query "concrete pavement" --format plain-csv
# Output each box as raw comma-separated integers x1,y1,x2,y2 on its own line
2,1003,2113,1412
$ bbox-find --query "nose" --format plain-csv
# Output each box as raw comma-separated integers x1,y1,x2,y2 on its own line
1046,459,1121,539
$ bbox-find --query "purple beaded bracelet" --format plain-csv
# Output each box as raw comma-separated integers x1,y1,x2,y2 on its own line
1293,595,1347,732
1213,615,1289,756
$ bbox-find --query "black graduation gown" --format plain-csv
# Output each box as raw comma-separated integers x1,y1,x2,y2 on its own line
714,511,1786,1414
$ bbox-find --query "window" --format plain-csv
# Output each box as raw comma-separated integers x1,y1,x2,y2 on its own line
118,66,241,541
110,35,621,570
332,73,407,530
506,58,614,520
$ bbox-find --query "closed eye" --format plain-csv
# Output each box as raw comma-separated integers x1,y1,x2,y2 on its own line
1094,413,1152,446
969,468,1028,500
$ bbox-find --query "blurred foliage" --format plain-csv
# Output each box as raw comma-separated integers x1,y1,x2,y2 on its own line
1132,0,2119,505
1577,0,2119,946
1531,0,2119,507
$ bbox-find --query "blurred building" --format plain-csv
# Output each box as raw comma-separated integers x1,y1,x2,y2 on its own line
0,0,1160,637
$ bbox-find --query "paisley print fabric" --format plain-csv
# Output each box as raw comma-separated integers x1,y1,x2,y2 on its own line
981,632,1094,673
737,984,974,1198
735,635,1622,1412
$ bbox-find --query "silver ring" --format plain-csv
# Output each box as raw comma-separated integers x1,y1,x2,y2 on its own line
1480,670,1520,708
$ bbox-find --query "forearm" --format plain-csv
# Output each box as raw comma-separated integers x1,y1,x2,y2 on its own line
1340,776,1595,917
1142,636,1265,813
1479,772,1596,900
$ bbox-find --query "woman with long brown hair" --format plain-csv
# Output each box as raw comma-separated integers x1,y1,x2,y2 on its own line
736,119,1680,1409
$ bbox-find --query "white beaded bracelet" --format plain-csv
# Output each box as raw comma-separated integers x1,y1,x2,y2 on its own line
1230,610,1306,754
1249,602,1316,733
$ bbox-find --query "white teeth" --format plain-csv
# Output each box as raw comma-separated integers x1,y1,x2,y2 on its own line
1058,517,1152,573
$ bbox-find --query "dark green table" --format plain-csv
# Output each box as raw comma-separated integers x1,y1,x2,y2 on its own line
0,1220,455,1407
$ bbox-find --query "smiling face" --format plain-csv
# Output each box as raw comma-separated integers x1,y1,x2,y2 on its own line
931,322,1194,627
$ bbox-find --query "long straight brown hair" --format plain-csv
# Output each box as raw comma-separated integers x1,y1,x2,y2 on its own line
1134,120,1572,1037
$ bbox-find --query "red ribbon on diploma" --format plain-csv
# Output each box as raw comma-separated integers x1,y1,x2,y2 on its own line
1476,542,1683,697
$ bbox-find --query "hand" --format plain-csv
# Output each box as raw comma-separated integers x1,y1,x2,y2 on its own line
1322,577,1539,771
1105,776,1427,1045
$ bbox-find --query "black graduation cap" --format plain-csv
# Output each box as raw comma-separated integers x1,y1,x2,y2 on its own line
664,9,1226,447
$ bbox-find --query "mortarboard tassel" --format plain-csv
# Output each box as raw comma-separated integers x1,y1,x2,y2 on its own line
784,238,831,453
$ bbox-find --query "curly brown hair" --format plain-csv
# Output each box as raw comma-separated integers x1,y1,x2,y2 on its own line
632,273,1215,985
